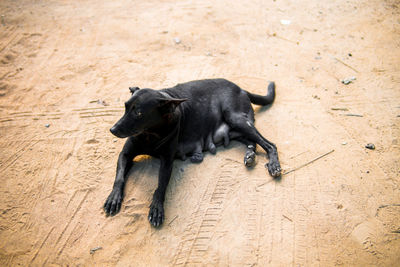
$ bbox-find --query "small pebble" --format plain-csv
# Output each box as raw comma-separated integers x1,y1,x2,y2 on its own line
97,99,108,106
180,168,184,172
45,123,50,128
280,19,291,25
365,143,375,150
341,76,356,85
173,37,181,44
342,142,347,145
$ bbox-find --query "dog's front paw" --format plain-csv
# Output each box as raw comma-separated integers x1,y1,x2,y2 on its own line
244,150,256,167
265,160,281,177
148,200,164,227
104,189,123,216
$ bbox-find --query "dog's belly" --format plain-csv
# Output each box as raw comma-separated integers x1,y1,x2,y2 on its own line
176,142,196,160
213,123,230,146
176,123,230,160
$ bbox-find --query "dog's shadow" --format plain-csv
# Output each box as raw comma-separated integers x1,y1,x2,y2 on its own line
124,140,281,199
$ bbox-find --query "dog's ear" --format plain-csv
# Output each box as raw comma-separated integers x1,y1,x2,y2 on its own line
158,98,187,113
129,87,140,94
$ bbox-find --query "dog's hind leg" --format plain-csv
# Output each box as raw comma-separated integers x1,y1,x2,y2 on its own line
225,113,281,177
104,137,139,216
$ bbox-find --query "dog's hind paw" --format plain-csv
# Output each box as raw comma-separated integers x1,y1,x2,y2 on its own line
265,161,282,177
190,152,204,163
244,150,256,167
148,200,164,227
104,189,123,216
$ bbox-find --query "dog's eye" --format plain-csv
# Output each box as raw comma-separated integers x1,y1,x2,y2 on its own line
135,110,142,117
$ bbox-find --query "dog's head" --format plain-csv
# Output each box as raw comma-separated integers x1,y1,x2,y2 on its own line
110,87,186,138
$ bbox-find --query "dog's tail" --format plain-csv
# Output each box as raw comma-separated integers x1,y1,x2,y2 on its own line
245,81,275,106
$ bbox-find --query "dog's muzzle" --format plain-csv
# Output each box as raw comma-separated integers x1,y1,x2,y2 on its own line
110,125,125,138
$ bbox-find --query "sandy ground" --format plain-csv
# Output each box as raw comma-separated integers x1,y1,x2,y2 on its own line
0,0,399,266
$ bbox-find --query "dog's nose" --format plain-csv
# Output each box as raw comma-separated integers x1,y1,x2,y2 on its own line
110,126,117,135
110,125,125,138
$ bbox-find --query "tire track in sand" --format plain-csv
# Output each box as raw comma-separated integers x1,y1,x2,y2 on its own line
172,158,240,266
242,178,263,266
0,106,123,124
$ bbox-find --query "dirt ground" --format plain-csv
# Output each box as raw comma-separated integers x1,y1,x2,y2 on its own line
0,0,399,266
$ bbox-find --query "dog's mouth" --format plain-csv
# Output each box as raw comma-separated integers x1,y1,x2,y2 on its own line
110,126,145,138
131,131,143,137
110,130,128,138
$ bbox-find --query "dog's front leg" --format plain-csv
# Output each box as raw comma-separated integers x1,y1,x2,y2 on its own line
148,155,174,227
104,138,137,216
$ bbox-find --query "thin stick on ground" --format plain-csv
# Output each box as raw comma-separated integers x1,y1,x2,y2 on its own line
343,113,363,117
334,57,359,73
331,107,349,111
168,215,178,226
283,149,335,175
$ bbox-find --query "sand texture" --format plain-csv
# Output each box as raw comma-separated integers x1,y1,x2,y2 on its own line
0,0,399,266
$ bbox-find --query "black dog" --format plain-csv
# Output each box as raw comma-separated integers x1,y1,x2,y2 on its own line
104,79,281,227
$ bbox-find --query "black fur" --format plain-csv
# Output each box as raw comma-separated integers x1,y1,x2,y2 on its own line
104,79,281,227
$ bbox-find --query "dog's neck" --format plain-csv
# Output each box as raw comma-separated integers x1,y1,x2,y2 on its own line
152,120,179,150
143,109,181,149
